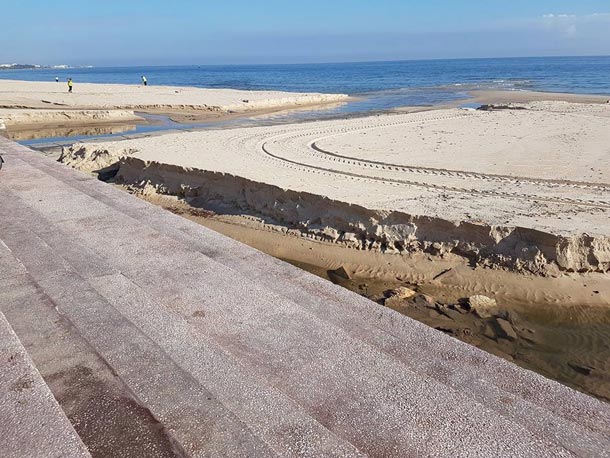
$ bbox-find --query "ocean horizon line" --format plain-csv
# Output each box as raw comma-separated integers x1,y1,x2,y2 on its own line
7,54,610,71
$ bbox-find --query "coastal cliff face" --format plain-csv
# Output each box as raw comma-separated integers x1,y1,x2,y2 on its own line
59,143,610,275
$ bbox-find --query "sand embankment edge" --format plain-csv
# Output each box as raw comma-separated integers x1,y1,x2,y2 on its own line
0,109,144,129
59,143,610,275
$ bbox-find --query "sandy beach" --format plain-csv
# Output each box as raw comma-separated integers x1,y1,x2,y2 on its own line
60,99,610,275
0,79,348,129
7,1,610,453
466,89,610,105
5,79,610,401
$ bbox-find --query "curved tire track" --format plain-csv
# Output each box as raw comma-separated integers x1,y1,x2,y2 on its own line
257,113,610,210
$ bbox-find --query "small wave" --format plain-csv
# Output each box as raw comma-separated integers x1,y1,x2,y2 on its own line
444,80,536,91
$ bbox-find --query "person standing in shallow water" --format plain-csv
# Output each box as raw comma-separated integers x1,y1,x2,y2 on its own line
67,78,73,93
55,76,59,82
141,75,147,86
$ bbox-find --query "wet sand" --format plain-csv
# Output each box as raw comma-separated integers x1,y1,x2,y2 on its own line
331,272,610,404
2,123,138,141
144,99,355,124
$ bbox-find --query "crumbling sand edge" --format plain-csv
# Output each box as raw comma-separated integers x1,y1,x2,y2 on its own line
32,95,349,114
0,109,144,128
123,94,350,113
91,153,608,275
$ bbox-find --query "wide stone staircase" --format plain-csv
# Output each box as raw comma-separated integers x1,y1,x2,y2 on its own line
1,137,610,457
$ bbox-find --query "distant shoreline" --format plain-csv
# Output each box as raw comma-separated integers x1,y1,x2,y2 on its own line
2,57,609,99
0,64,93,71
2,78,609,147
3,54,610,69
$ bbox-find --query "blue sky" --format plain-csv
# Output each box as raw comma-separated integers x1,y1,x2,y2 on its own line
2,0,610,65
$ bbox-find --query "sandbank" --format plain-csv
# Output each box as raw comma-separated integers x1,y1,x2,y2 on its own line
0,79,348,127
60,99,610,275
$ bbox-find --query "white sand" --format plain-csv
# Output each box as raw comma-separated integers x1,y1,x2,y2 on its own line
64,102,610,231
315,101,610,184
61,101,610,273
0,79,348,112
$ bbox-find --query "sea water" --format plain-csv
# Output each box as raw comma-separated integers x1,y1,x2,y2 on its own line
2,56,609,109
3,56,609,145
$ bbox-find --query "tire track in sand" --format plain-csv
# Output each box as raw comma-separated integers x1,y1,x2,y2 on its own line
256,112,610,209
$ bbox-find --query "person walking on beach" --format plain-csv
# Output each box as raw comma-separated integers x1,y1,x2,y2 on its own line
67,78,73,93
55,76,59,82
141,75,148,86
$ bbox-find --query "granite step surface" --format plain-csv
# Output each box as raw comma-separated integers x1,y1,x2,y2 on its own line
0,311,91,458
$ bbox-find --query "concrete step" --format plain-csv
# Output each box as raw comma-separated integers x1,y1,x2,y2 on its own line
15,140,610,451
0,179,369,457
0,228,279,457
2,138,610,456
1,243,203,458
0,311,91,458
3,187,560,455
0,190,360,456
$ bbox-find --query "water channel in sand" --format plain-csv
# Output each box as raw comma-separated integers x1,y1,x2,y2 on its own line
3,90,470,148
309,263,610,403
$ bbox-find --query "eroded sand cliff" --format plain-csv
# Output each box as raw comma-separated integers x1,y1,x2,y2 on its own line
59,101,610,275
